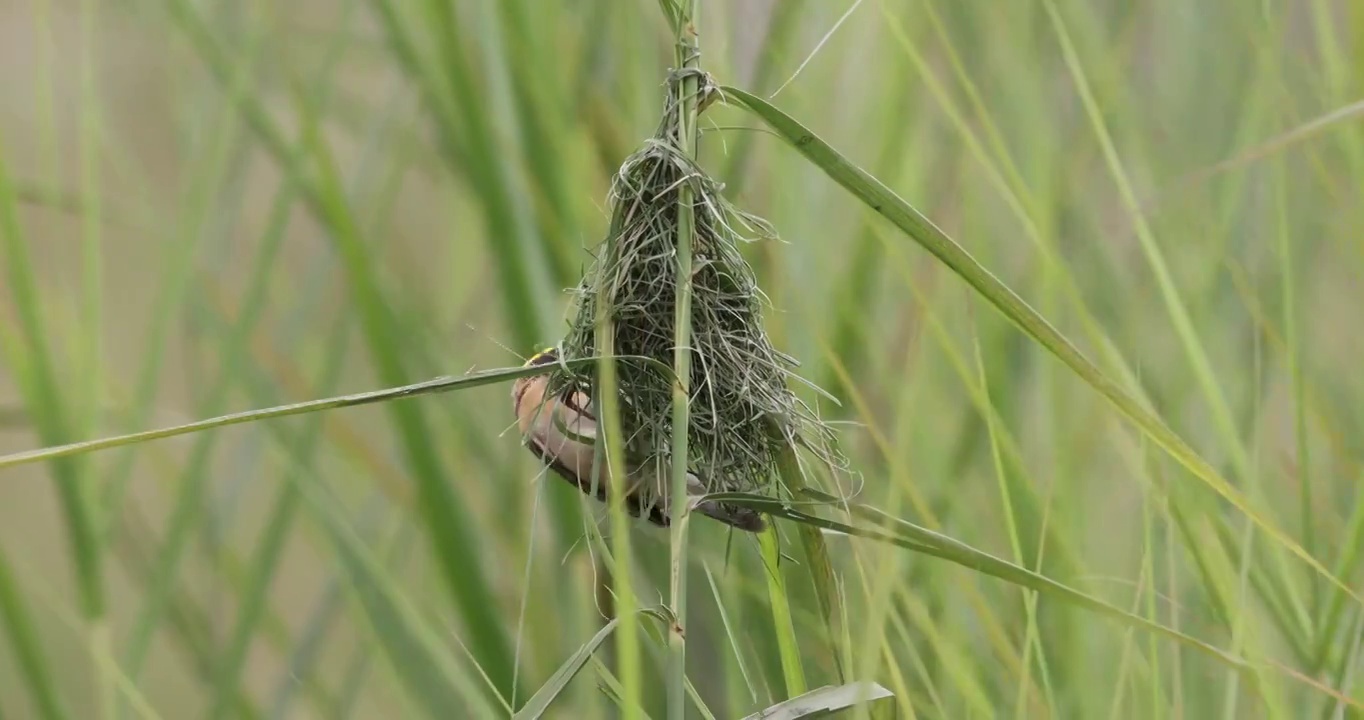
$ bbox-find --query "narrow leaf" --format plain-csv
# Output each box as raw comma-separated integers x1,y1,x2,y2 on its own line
717,85,1357,610
707,490,1249,673
301,477,500,719
514,607,674,720
0,550,70,720
0,357,651,473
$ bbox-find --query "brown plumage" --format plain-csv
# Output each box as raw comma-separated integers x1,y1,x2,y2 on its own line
511,349,766,533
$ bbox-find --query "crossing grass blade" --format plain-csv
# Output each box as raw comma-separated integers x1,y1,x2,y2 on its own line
0,549,70,720
297,464,503,719
513,607,675,720
0,113,107,720
716,85,1357,614
0,357,640,473
704,490,1250,673
204,319,352,720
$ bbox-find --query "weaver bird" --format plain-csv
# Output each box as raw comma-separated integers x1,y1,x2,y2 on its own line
511,348,766,533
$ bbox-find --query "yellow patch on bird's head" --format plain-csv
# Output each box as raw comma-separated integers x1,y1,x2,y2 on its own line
525,347,559,367
513,347,558,414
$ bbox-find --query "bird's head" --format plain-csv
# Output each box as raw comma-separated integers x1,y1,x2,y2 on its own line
511,347,560,419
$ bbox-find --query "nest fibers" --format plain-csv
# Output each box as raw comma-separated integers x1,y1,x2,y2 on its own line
547,70,843,515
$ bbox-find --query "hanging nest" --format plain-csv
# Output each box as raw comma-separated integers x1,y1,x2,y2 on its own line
547,69,843,513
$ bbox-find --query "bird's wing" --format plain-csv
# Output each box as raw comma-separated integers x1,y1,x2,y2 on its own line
530,383,764,532
524,386,672,528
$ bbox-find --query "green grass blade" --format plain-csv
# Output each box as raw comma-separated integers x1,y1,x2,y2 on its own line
298,470,501,719
489,0,585,286
714,490,1250,674
0,128,103,622
769,434,843,682
717,84,1355,611
702,563,758,706
593,207,645,720
717,0,806,196
289,69,530,704
205,319,352,720
369,0,553,351
514,607,674,720
0,121,107,720
0,359,612,473
758,526,806,698
667,6,701,719
739,682,894,720
0,549,71,720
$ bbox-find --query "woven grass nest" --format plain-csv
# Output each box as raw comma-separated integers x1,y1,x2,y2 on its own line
547,70,843,513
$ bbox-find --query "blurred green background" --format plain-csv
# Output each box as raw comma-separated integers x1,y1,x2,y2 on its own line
2,0,1364,717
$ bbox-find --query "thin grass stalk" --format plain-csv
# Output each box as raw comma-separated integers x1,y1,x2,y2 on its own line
759,526,806,697
1140,471,1165,716
718,84,1357,615
772,437,843,681
718,0,806,196
205,319,351,719
0,548,70,720
593,203,644,720
113,512,265,718
0,360,617,473
1276,152,1316,624
288,75,523,705
415,0,553,352
0,127,106,713
117,142,294,688
76,1,112,712
667,3,701,719
1046,0,1316,669
971,328,1045,716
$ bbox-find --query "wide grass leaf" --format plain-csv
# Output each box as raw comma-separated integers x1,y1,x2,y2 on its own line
740,682,894,720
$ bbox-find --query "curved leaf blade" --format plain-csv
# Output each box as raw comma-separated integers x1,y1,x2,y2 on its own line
717,85,1357,612
705,491,1247,672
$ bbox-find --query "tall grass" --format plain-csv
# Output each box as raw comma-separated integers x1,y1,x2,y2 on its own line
1,0,1363,717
